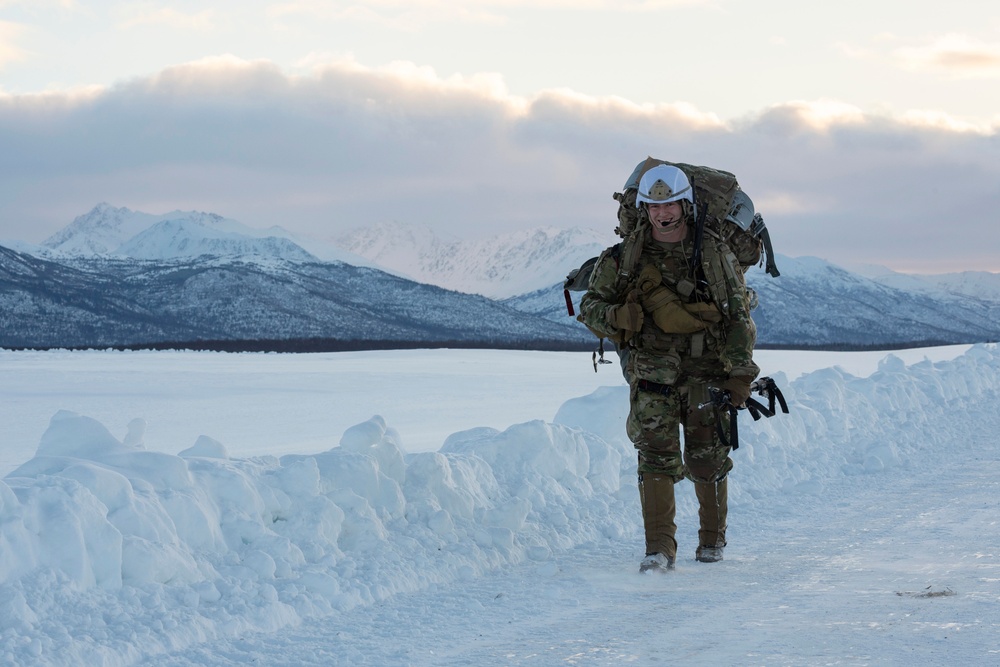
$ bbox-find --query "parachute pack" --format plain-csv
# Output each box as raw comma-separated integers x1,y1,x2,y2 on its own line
564,156,780,315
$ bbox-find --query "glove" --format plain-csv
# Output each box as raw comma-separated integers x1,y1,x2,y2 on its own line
721,376,752,408
606,302,644,335
635,264,664,295
683,301,723,324
635,265,707,334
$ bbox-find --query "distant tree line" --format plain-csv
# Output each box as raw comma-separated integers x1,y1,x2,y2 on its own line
5,338,994,354
754,340,994,352
3,337,599,353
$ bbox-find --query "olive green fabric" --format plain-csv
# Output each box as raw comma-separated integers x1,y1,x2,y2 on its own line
720,223,763,269
720,376,752,407
636,264,710,334
684,301,723,323
638,473,677,558
695,477,728,549
605,301,644,341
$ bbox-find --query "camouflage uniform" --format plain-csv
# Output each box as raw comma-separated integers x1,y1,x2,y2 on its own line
580,219,759,562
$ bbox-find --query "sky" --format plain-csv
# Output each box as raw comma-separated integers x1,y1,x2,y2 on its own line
1,0,999,272
2,345,997,664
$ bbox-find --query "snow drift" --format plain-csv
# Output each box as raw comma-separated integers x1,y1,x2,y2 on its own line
1,345,998,665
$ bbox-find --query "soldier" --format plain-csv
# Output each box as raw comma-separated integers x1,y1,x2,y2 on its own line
579,163,760,572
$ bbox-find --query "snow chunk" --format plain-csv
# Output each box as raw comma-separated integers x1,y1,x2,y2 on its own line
36,410,131,459
179,435,230,460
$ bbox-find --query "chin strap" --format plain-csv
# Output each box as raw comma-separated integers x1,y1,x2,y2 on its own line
690,187,708,276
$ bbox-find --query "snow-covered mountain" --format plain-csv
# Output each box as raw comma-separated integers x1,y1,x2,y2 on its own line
8,204,999,349
928,271,1000,301
40,203,367,265
1,205,598,349
41,203,168,255
337,222,1000,345
850,262,1000,303
0,245,592,349
749,255,1000,346
333,221,614,299
505,254,1000,348
115,219,316,262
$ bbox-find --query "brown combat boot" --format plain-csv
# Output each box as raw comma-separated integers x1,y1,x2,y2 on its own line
694,477,728,563
638,473,677,571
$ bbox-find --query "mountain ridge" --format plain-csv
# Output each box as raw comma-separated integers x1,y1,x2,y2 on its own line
505,253,1000,347
39,203,372,266
332,220,615,299
5,203,999,350
0,245,593,350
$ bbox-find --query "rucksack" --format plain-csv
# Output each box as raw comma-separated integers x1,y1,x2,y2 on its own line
564,156,780,316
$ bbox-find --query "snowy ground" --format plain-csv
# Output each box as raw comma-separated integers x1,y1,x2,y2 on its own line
1,344,998,666
0,346,972,476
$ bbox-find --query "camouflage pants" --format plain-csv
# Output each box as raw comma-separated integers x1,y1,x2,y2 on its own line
627,378,733,483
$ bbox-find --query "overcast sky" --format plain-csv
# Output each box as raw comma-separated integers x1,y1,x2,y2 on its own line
1,0,998,273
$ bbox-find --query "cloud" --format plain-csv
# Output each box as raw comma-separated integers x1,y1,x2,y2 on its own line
0,20,30,69
897,108,996,134
844,32,1000,79
266,0,704,28
757,99,868,132
1,56,998,273
268,0,701,12
117,7,216,31
893,33,1000,78
267,1,506,27
0,0,78,8
752,191,820,216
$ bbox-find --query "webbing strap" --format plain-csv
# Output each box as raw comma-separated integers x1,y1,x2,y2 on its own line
760,228,780,277
690,184,708,275
690,332,705,358
713,403,739,450
618,226,645,284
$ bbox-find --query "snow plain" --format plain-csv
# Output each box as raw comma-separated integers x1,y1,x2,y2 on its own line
1,344,997,666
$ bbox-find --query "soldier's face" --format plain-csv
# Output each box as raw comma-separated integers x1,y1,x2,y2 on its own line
648,201,687,243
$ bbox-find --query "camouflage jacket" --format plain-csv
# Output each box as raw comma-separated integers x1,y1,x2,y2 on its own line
579,226,759,386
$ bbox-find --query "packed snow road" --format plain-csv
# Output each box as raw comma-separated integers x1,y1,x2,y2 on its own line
144,411,1000,666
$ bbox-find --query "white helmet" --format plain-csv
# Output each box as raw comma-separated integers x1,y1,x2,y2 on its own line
726,190,755,231
635,164,693,207
727,189,766,236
